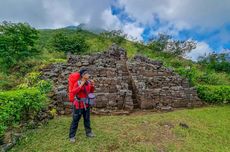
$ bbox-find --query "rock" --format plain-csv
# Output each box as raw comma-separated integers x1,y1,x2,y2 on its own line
2,143,14,152
82,60,89,66
60,111,65,115
179,122,189,129
158,121,174,128
76,62,82,67
160,106,173,111
57,85,66,91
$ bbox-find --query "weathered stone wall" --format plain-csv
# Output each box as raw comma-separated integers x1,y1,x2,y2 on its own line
41,44,203,114
127,55,202,110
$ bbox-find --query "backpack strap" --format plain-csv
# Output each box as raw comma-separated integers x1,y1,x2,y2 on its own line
77,80,81,86
83,84,89,96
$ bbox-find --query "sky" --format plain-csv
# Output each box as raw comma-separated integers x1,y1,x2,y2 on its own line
0,0,230,61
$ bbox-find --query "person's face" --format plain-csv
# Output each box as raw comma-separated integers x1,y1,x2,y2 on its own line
83,73,90,80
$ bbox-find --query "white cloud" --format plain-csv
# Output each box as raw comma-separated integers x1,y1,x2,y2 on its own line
42,0,75,28
123,23,144,41
0,0,112,29
101,9,122,30
185,41,213,61
1,0,229,45
150,23,180,37
0,0,145,41
102,9,144,41
220,49,230,54
117,0,230,36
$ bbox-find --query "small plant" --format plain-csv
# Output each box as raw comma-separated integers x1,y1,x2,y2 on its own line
36,80,52,94
50,108,57,117
16,72,53,94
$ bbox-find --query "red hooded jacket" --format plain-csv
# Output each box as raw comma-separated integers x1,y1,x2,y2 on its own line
69,73,95,109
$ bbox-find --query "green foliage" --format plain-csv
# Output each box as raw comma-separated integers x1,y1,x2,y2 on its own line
176,66,196,85
17,72,53,94
100,30,127,45
148,41,164,52
0,71,52,140
176,67,230,86
197,72,228,85
24,72,41,86
0,88,47,137
0,72,23,91
198,53,230,73
148,33,170,52
36,80,53,94
196,85,230,104
51,32,89,54
49,108,57,117
147,33,196,56
0,21,39,71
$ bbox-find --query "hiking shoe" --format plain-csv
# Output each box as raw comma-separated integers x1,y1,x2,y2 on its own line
86,132,95,138
69,137,76,143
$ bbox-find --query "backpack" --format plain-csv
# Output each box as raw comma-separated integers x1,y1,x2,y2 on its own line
68,72,81,102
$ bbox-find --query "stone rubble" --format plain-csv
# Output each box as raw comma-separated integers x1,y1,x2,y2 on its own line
41,44,204,115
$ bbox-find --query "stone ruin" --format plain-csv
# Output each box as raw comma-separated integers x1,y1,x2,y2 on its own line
41,44,203,115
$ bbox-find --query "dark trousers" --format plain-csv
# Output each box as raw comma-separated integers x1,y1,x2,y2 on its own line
69,105,92,138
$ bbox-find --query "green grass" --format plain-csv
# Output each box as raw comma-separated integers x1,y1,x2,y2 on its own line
10,105,230,152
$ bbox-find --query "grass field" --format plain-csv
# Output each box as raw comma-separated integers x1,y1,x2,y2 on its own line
10,105,230,152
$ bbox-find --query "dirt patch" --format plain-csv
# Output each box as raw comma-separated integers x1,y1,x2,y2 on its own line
106,143,120,151
151,120,188,152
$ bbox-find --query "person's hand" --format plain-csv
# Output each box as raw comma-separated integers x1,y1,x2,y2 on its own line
90,80,95,86
80,79,86,87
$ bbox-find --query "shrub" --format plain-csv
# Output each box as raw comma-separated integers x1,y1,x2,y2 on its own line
196,72,227,85
17,71,53,94
0,72,22,91
0,21,39,71
52,32,89,54
147,33,196,56
198,52,230,73
196,85,230,104
175,66,229,86
0,88,48,137
175,66,198,85
36,80,52,94
100,30,127,45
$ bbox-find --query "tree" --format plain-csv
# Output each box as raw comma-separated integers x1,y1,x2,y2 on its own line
52,32,89,54
165,39,196,56
0,21,39,70
198,52,230,73
148,33,171,52
100,30,127,45
148,33,196,56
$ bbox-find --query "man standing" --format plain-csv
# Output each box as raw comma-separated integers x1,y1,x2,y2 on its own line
69,68,95,143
